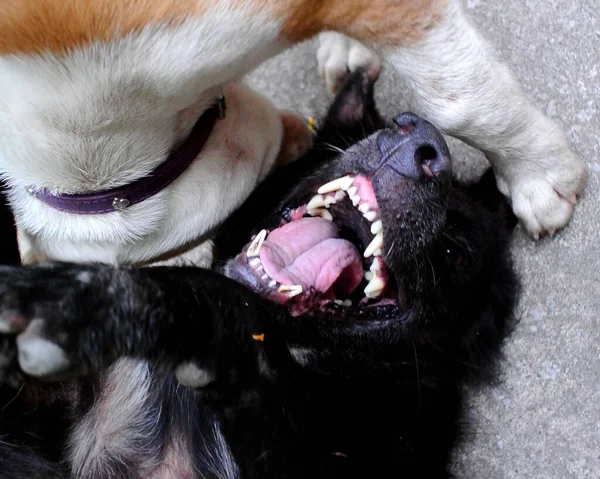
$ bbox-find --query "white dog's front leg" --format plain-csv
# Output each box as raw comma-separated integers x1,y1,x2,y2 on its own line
317,1,587,237
382,1,587,237
16,226,46,265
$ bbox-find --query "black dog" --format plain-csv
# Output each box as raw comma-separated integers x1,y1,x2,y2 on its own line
0,72,518,478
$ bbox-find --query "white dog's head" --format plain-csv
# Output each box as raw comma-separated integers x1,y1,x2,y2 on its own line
0,11,310,266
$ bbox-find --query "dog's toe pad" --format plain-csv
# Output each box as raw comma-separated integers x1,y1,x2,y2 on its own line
17,320,70,377
175,361,214,388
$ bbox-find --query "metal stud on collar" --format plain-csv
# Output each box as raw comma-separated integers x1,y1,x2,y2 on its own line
112,196,130,211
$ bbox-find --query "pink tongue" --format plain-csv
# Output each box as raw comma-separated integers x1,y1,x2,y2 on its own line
259,217,363,294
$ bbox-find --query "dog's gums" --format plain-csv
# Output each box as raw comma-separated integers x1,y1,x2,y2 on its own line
234,173,400,318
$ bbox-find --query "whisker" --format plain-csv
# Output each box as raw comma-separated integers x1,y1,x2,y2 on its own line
319,142,346,155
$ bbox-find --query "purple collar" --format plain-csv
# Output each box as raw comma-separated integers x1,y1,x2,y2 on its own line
29,98,225,215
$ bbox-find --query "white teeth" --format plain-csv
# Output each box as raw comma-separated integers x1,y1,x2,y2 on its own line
363,211,377,222
334,299,353,306
347,186,358,198
278,284,303,298
364,271,374,281
261,274,269,282
308,208,333,221
324,196,337,207
370,258,381,272
351,195,360,207
334,190,346,201
364,232,383,258
364,274,385,298
268,279,277,288
370,220,382,235
247,229,267,257
255,265,265,275
373,248,382,257
307,195,326,210
249,257,261,268
358,203,370,214
318,175,354,194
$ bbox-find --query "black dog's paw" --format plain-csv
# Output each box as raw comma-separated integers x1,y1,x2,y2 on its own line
0,263,117,380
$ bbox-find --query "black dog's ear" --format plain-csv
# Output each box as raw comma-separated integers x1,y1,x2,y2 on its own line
468,169,518,231
317,69,385,142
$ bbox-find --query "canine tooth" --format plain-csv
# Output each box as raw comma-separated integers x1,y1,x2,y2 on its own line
247,229,267,257
307,195,326,210
308,208,333,221
364,271,374,281
343,300,352,307
358,203,370,214
278,284,303,298
324,196,337,207
370,220,383,235
317,175,354,194
364,232,383,258
351,195,361,207
370,258,381,272
363,211,377,222
364,275,385,297
249,257,261,268
347,186,358,198
334,190,346,201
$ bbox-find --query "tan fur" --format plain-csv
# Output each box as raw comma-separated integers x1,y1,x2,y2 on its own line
276,112,313,165
0,0,444,56
275,0,446,46
0,0,213,55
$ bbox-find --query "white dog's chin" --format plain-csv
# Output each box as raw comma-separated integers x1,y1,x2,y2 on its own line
5,81,301,267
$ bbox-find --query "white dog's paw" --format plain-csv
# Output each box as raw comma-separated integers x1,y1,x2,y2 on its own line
317,32,381,94
495,149,587,238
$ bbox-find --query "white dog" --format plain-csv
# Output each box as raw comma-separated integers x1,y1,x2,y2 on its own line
0,0,588,477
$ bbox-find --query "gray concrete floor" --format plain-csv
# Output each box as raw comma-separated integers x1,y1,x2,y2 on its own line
246,1,600,477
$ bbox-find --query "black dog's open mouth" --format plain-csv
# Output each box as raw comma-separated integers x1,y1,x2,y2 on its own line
233,174,400,319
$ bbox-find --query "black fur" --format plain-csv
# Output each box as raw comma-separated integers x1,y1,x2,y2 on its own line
0,71,518,478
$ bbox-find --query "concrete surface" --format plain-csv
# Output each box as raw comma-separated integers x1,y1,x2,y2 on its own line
246,1,600,477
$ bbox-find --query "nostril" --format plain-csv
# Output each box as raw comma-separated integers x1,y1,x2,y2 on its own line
393,112,421,134
414,145,438,179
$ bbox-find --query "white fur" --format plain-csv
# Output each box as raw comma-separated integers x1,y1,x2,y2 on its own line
68,359,164,478
0,10,293,265
318,1,587,237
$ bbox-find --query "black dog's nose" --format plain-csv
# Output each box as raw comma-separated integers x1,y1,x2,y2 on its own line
376,112,452,184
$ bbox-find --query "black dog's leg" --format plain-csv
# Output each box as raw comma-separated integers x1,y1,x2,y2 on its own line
0,263,275,387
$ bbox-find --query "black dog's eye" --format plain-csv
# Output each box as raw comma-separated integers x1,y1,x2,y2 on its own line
445,244,466,266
